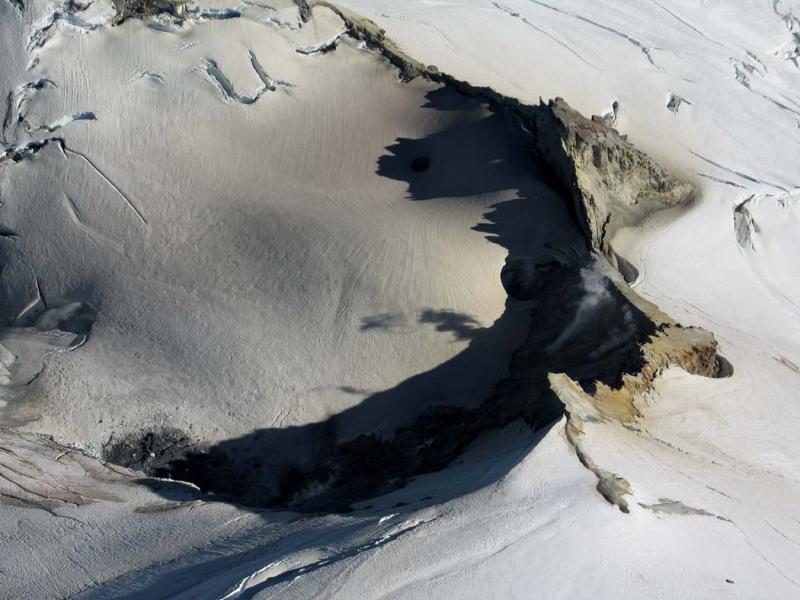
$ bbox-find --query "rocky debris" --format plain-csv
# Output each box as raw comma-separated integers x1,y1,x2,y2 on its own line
112,0,183,24
104,427,197,474
666,92,691,113
294,0,312,23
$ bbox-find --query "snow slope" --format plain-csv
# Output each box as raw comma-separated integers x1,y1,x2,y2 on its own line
1,0,800,598
0,0,581,455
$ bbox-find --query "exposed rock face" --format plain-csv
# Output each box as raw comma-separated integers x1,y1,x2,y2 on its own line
545,266,725,512
561,269,722,425
529,99,695,254
112,0,182,24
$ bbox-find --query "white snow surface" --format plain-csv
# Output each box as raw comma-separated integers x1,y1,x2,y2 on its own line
1,5,570,447
1,0,800,598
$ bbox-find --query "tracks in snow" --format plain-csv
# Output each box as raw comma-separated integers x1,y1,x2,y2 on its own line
690,150,792,193
61,145,148,226
1,137,147,227
219,515,437,599
523,0,662,68
647,0,725,47
491,2,599,69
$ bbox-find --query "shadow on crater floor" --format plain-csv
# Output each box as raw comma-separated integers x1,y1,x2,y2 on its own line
120,87,657,514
